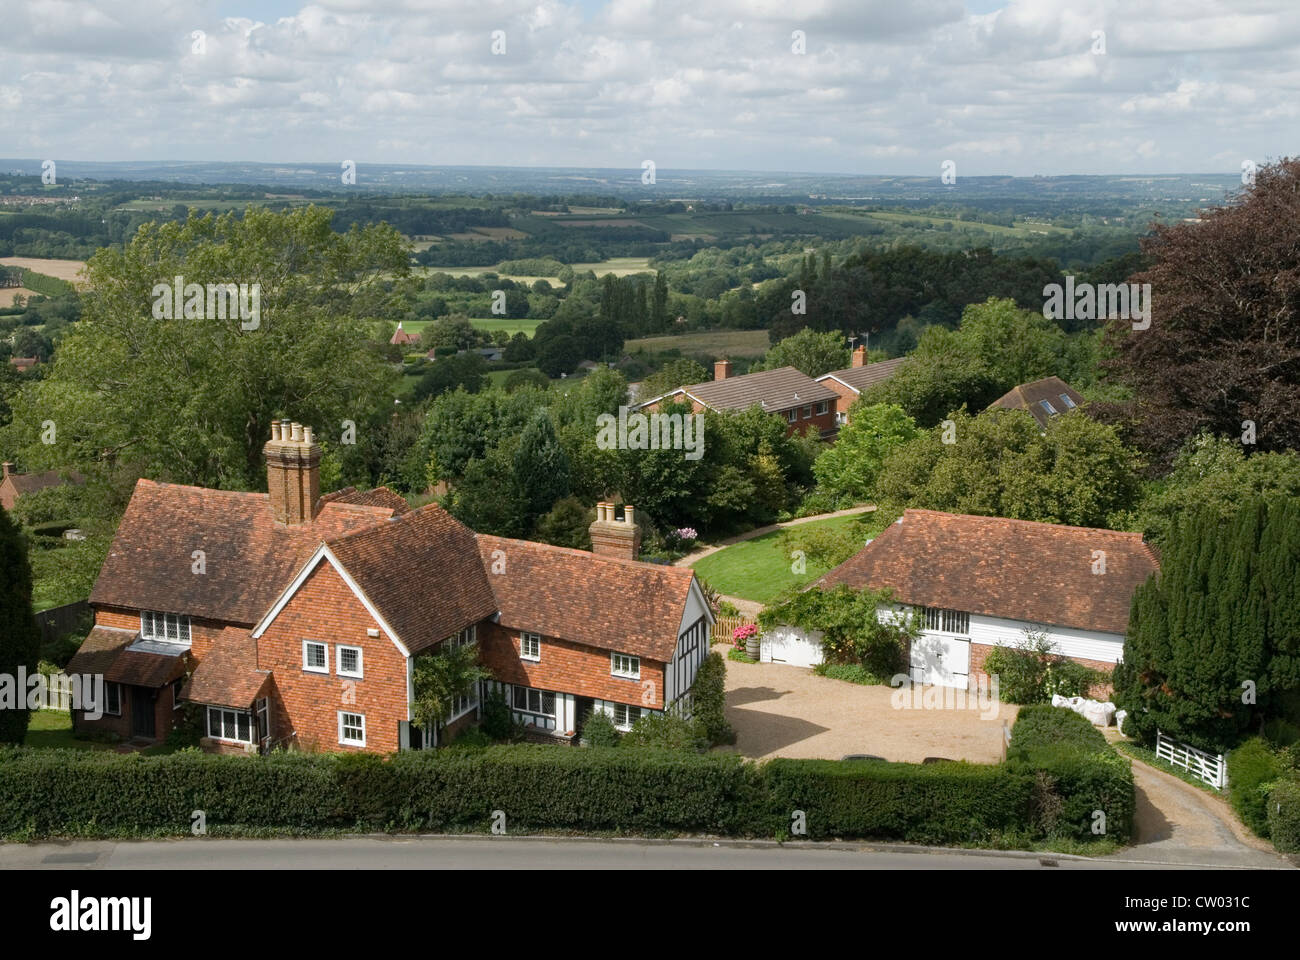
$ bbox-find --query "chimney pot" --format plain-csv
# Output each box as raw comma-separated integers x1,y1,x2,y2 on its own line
291,422,304,442
304,426,314,445
624,505,635,526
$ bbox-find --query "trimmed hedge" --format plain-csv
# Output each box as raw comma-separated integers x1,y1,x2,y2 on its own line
1265,779,1300,853
0,722,1134,845
1008,704,1109,752
693,652,733,746
1227,737,1283,836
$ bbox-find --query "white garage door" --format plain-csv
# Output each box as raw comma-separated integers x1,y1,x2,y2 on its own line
909,634,970,688
761,626,825,668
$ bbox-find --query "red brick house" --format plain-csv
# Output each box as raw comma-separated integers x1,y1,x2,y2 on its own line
66,422,713,752
389,322,421,347
633,360,839,439
0,461,85,512
814,348,905,426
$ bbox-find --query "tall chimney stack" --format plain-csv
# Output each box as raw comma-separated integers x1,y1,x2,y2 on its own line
264,420,322,526
851,345,867,368
589,501,641,561
714,359,732,381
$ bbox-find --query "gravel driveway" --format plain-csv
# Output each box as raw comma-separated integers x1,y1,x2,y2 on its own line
720,650,1017,763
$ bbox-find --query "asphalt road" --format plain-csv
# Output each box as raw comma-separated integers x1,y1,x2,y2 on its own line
1,836,1280,870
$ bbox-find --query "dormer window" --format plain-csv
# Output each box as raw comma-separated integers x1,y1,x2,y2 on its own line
141,611,191,645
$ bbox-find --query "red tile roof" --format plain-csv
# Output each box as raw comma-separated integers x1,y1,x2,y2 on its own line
817,509,1159,635
65,626,189,688
182,627,270,707
3,467,85,497
475,534,696,661
327,504,498,654
90,479,398,625
319,486,411,515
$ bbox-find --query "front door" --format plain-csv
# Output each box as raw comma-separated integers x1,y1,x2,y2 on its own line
130,686,156,738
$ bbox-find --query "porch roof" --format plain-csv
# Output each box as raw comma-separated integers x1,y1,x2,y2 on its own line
66,626,188,688
181,628,270,708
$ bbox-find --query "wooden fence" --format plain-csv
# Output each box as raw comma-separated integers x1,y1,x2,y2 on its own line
33,600,90,646
711,614,756,645
1156,729,1227,790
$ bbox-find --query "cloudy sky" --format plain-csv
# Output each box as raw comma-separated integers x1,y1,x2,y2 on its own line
3,0,1296,176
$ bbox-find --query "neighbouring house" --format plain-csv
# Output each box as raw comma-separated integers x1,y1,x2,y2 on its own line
389,322,421,347
762,509,1159,693
0,461,85,511
8,356,39,372
814,348,906,426
988,376,1086,429
66,422,713,753
469,346,504,362
633,360,839,438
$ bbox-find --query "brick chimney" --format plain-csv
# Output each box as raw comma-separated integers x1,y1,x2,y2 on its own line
1,462,12,479
264,420,321,526
851,345,867,368
714,359,732,381
589,501,641,561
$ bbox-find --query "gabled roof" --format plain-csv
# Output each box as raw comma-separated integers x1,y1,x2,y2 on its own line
817,509,1159,636
326,504,498,655
647,365,837,413
182,627,270,708
2,467,85,496
816,357,907,394
476,534,697,662
988,376,1086,429
319,486,411,516
90,479,399,625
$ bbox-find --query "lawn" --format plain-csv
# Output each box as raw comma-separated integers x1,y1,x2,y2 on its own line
624,329,770,358
23,709,110,751
691,513,882,604
469,316,541,337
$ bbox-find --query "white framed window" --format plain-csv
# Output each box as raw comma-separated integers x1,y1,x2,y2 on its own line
512,686,556,718
520,633,541,661
816,401,828,415
255,697,270,745
611,653,640,679
450,681,479,721
338,711,366,747
207,707,253,743
140,611,191,645
103,682,121,717
303,640,328,673
835,411,847,426
448,625,477,647
802,405,812,419
612,703,644,730
917,606,970,635
787,409,798,423
337,645,363,679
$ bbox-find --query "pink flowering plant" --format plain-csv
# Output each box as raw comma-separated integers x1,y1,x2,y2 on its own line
732,623,758,648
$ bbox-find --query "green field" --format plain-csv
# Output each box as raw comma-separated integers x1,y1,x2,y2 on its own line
691,514,880,604
419,257,654,282
624,329,770,358
469,317,541,337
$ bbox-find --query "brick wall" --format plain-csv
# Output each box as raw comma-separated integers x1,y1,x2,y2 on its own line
478,620,666,709
93,605,237,659
819,379,858,419
969,642,1115,699
256,561,409,754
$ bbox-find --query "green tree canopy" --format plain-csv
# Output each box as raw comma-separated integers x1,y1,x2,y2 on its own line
0,504,40,744
813,402,920,501
752,328,848,377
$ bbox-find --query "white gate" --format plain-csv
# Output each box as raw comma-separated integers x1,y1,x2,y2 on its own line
760,626,825,668
1156,730,1227,790
909,634,970,689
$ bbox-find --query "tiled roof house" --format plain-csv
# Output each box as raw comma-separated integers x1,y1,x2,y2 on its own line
0,461,85,511
814,347,906,426
633,360,839,438
988,376,1087,429
67,421,713,753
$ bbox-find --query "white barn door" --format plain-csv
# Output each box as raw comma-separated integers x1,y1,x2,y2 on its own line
909,634,970,688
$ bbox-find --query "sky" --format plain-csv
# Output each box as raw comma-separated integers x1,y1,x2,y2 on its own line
2,0,1296,176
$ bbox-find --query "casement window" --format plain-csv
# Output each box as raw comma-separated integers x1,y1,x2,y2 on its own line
802,405,812,419
103,682,122,717
338,711,366,747
1038,399,1059,416
450,682,479,721
1059,393,1077,410
337,645,363,679
303,640,329,674
448,625,477,647
207,707,253,743
787,409,798,423
140,611,191,645
520,633,541,661
916,606,970,635
255,697,270,745
612,703,644,730
512,686,555,718
611,653,640,679
816,401,829,415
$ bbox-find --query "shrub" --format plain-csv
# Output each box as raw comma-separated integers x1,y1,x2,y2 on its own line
693,652,734,746
1008,705,1109,753
1265,779,1300,853
620,713,706,752
479,691,515,741
450,727,493,750
581,710,621,748
1228,737,1283,836
1044,660,1104,699
1262,718,1300,748
813,662,886,686
984,642,1050,704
